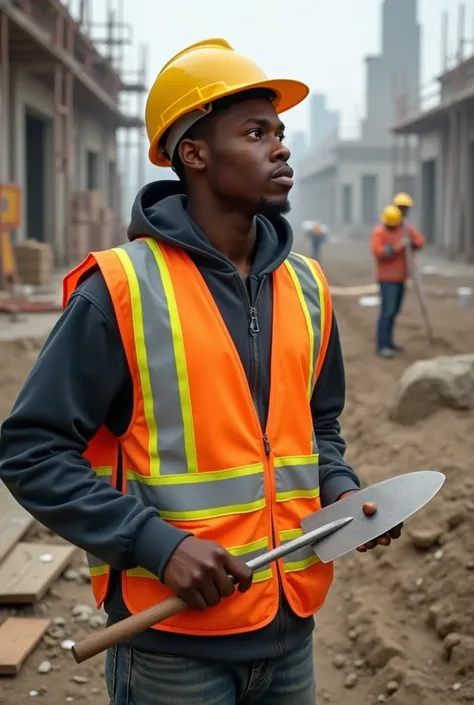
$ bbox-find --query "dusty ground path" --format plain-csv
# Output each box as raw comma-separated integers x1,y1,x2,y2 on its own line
0,240,473,704
313,240,474,704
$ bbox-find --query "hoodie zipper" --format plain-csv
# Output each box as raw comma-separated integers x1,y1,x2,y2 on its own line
238,274,286,655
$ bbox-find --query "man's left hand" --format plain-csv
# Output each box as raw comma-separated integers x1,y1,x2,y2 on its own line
339,490,403,552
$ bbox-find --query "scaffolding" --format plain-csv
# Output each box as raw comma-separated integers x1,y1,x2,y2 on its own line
392,3,474,261
0,0,147,264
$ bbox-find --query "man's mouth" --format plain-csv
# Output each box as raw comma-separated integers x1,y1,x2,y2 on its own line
271,166,294,188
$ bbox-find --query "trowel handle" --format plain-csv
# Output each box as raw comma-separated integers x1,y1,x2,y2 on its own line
71,596,187,663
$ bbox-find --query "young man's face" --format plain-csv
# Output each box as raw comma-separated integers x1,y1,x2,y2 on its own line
189,98,294,217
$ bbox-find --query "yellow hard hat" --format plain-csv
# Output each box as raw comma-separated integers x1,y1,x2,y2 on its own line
381,205,403,227
145,38,309,167
393,192,414,208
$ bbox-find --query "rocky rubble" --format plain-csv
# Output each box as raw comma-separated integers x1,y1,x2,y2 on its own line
389,353,474,424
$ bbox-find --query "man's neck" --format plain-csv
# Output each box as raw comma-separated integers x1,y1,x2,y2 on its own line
187,193,256,276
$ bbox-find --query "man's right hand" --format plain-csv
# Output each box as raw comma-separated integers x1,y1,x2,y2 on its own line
163,536,254,611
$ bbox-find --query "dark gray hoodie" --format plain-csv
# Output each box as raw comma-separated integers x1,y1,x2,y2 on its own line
0,181,360,662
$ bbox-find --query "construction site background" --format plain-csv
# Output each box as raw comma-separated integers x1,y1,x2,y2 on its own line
0,0,146,296
1,2,474,705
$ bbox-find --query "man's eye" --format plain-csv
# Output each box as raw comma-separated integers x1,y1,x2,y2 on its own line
248,129,262,139
278,133,286,142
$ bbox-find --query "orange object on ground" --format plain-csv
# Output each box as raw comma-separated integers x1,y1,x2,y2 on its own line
63,238,334,637
370,222,425,282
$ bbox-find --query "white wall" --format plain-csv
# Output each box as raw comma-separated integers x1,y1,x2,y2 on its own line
337,157,393,230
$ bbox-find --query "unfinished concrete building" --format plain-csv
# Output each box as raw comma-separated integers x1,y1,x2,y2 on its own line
0,0,145,268
392,6,474,261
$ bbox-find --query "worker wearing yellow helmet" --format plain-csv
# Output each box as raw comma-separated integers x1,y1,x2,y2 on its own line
371,204,425,358
0,38,402,705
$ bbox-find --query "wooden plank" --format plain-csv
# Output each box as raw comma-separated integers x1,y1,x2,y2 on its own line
0,482,34,564
0,542,76,603
0,617,50,675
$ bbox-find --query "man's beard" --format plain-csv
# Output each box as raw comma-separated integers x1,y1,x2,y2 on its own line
258,197,291,219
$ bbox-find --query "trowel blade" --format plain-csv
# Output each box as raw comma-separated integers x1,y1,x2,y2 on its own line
300,470,445,564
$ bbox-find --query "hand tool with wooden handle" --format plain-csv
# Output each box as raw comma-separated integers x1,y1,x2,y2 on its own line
71,515,352,663
72,469,445,664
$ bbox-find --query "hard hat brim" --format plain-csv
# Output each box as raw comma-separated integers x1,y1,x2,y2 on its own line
149,77,310,168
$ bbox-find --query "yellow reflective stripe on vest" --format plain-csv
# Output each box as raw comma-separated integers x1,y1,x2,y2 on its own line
279,528,320,572
113,240,198,476
127,537,273,583
126,463,265,521
284,252,324,397
274,455,319,502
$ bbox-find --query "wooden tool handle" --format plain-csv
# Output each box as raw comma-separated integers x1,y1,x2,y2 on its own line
71,595,187,663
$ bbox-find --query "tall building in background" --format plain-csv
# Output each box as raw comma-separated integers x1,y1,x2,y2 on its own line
362,0,420,143
309,93,340,149
288,131,308,164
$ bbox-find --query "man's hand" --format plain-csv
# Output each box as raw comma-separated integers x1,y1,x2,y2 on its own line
401,233,411,248
339,490,403,552
163,536,253,611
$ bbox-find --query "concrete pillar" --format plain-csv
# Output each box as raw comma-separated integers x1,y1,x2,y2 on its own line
0,13,9,183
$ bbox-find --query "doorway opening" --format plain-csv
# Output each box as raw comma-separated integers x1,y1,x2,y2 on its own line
25,112,48,243
421,160,436,245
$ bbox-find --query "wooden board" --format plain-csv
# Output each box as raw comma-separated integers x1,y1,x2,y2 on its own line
0,617,50,675
0,542,76,603
0,482,34,564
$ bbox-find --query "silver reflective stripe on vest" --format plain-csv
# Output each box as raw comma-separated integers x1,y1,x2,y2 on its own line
126,464,265,521
285,252,323,396
127,536,273,583
114,240,196,476
274,455,320,503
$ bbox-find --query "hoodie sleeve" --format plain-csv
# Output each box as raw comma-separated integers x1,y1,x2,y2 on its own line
311,312,361,506
0,274,192,581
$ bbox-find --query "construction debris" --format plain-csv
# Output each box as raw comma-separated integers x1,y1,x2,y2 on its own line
389,354,474,425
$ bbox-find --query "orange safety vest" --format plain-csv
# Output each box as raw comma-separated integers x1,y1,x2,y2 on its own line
63,237,334,637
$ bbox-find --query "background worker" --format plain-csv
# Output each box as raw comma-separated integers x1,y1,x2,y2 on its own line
0,38,402,705
371,205,425,358
309,221,328,262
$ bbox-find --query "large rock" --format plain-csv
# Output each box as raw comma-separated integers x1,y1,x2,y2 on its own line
389,354,474,424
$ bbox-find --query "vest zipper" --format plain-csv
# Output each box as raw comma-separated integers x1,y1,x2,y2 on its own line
238,275,266,420
239,275,285,655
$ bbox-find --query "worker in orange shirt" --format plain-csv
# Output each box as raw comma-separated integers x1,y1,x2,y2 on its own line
371,205,425,358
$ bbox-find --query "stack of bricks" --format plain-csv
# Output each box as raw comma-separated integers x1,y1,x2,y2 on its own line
70,191,124,266
13,240,54,287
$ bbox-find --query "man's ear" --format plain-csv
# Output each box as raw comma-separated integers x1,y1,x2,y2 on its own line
178,139,208,174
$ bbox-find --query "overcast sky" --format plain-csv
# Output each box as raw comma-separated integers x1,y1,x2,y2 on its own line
78,0,474,139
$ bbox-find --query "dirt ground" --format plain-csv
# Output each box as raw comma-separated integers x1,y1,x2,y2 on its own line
1,240,474,704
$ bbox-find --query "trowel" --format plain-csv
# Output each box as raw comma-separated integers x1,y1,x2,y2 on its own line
72,470,444,663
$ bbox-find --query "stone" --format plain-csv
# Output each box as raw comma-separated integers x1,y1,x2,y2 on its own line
450,635,474,675
366,639,403,669
343,672,357,689
71,604,94,622
88,614,106,629
63,568,79,581
377,695,386,703
332,654,346,669
37,660,52,674
444,632,461,659
52,616,67,627
78,566,91,582
72,675,89,684
408,527,442,550
389,353,474,424
385,680,399,695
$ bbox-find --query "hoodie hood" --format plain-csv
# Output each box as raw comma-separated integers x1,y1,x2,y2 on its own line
127,180,293,276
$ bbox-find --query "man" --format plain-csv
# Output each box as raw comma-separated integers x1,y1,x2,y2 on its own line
371,204,425,358
0,39,402,704
309,222,328,262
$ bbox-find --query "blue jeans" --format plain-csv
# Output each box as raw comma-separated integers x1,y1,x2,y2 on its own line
377,281,405,351
105,635,315,705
